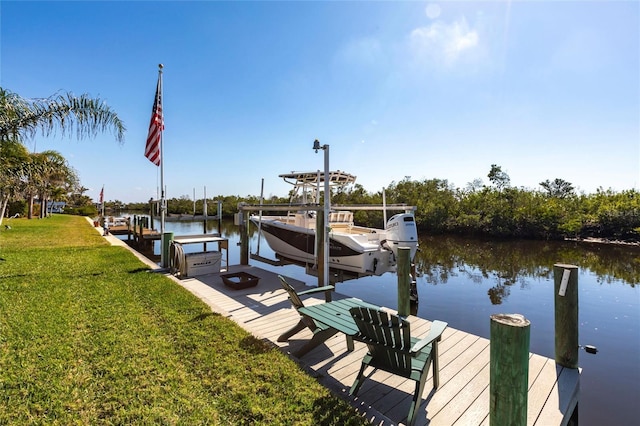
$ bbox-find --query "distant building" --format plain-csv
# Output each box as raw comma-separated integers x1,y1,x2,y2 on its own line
47,201,67,213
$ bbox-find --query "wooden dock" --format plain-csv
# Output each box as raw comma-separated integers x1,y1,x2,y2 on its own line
175,265,580,426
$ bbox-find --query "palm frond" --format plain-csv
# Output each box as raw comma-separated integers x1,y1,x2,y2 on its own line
0,87,126,144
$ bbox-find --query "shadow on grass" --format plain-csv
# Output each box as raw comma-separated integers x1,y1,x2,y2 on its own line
189,312,219,322
0,274,28,280
311,395,369,426
77,272,106,277
127,267,152,274
239,336,273,355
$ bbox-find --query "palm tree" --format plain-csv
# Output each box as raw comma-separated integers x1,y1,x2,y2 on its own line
0,140,30,222
0,87,125,144
0,87,125,224
22,152,45,220
34,150,72,218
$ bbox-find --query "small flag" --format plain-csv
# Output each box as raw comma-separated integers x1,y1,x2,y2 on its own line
145,74,163,166
99,186,104,204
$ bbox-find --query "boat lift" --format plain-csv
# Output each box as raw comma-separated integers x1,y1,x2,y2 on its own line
236,202,417,287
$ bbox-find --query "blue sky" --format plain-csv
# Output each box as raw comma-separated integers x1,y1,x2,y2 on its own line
2,1,638,204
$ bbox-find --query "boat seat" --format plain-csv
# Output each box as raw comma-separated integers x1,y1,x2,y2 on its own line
329,211,353,224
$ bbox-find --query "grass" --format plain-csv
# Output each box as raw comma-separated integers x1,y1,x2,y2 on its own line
0,215,368,425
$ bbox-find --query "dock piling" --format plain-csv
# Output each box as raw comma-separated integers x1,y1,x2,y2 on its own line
490,313,530,426
397,247,411,317
554,264,579,368
237,209,249,265
161,232,173,268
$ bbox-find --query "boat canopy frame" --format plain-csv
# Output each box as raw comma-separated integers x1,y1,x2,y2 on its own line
280,171,356,205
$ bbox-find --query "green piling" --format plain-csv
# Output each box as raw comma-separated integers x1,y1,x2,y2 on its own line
161,232,174,268
490,313,530,426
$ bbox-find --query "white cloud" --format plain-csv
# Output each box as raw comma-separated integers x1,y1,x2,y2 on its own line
409,17,479,67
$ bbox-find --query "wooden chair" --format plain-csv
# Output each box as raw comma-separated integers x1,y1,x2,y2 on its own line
277,275,337,352
349,306,448,426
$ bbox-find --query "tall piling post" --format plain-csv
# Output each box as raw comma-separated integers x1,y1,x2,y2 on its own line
397,247,411,317
138,217,144,247
149,200,155,230
490,313,530,426
554,264,579,368
161,232,173,268
238,206,249,266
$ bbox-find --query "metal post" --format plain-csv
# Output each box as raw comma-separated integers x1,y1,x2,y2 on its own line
316,204,325,288
158,64,166,267
313,140,330,288
257,178,264,254
323,145,330,288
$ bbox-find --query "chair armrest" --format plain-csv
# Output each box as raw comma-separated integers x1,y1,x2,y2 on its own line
297,285,335,296
410,320,448,354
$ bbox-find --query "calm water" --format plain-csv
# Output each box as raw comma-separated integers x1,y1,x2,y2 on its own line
126,216,640,425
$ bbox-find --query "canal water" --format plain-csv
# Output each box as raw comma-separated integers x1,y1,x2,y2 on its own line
122,216,639,425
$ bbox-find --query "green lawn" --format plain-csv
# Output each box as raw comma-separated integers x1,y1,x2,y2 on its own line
0,215,368,425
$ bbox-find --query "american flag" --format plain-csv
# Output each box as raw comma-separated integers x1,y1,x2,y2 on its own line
144,75,163,166
99,187,104,204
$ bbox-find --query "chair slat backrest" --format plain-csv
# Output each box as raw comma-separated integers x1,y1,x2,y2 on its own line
278,275,317,332
279,275,305,310
350,306,413,376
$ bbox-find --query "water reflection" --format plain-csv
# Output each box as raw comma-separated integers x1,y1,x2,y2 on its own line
416,235,639,305
133,214,639,301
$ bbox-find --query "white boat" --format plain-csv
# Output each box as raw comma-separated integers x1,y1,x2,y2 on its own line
105,216,129,227
250,171,418,277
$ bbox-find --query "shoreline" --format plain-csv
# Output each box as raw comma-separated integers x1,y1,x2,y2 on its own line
566,236,640,247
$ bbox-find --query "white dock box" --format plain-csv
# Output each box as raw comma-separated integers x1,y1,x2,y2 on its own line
184,251,222,277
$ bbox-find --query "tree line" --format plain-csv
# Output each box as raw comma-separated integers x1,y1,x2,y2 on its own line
122,164,639,243
379,171,639,242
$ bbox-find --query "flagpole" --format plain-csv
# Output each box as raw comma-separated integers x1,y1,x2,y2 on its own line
145,63,166,266
158,64,165,237
157,64,167,267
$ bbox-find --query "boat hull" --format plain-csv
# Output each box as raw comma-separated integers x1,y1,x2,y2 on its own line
255,219,395,276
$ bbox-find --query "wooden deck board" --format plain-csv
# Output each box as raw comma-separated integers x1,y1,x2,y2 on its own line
167,264,580,426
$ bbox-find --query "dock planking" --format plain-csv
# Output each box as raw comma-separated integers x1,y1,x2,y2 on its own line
157,260,580,425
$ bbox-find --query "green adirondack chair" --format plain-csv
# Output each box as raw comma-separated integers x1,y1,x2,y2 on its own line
276,275,335,344
349,306,448,426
